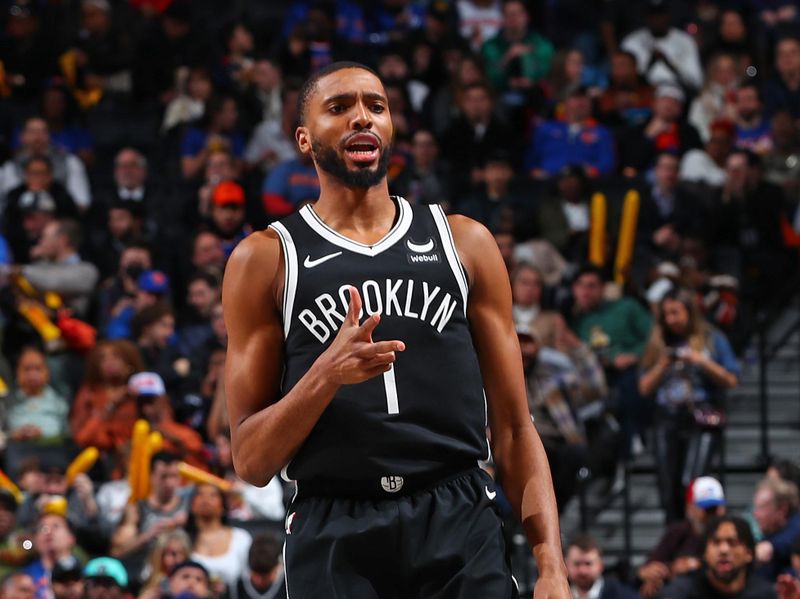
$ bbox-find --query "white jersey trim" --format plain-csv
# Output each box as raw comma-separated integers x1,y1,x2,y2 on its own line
429,205,469,315
269,222,299,339
299,196,413,257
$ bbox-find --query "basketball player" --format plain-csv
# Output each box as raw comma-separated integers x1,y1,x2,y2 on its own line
223,62,569,598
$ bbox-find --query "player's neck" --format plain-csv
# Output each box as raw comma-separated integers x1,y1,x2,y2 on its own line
314,176,396,242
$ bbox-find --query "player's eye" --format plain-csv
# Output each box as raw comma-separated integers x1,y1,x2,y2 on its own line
329,104,345,114
371,103,385,113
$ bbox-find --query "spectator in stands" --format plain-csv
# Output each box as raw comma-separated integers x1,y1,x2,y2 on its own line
37,84,94,168
194,150,237,221
6,346,68,443
229,534,285,599
426,53,489,137
3,155,79,265
0,1,58,102
704,10,756,76
22,219,99,318
24,512,79,599
639,288,738,522
69,339,143,454
131,303,187,398
2,573,36,599
659,515,776,599
216,22,256,94
512,263,560,340
565,534,640,599
129,372,203,465
545,49,607,110
687,53,739,143
637,152,706,266
734,83,772,154
180,95,244,181
597,49,654,129
50,556,84,599
105,269,170,340
206,181,251,260
570,264,652,458
133,1,213,103
532,165,593,263
639,476,727,597
480,0,554,98
177,271,219,358
520,320,607,510
440,81,515,197
96,243,152,328
100,148,162,227
243,80,300,175
511,239,568,287
391,129,451,207
186,483,251,589
763,111,800,202
82,557,127,599
0,117,91,211
165,560,211,599
139,530,191,599
240,57,283,133
111,452,189,583
190,232,225,274
679,118,735,187
161,66,213,134
620,0,703,92
764,35,800,118
458,150,518,231
69,0,135,101
260,153,319,218
709,150,787,289
620,84,703,178
86,201,148,282
457,0,502,52
525,85,615,178
753,477,800,581
0,491,27,579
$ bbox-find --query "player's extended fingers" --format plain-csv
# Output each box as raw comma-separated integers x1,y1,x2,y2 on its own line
345,286,362,327
354,339,404,358
355,312,381,340
363,351,397,368
362,362,394,379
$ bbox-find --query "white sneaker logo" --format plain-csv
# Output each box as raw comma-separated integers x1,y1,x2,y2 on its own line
304,251,342,268
406,238,434,253
485,486,496,500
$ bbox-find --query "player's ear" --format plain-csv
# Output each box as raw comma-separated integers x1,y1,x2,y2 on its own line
296,126,312,156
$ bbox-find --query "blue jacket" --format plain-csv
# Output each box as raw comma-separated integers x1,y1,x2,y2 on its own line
524,120,615,176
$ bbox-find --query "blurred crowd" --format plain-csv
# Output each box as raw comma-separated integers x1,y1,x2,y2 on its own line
0,0,800,597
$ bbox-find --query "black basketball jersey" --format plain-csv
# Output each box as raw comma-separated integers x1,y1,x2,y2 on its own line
269,197,489,484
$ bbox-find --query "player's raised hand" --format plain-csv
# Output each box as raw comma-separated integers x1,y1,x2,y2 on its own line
322,286,405,385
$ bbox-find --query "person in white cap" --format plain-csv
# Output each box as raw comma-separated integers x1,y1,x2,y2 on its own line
639,476,727,597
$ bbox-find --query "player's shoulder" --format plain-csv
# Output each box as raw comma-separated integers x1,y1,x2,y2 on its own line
445,213,495,249
225,229,283,287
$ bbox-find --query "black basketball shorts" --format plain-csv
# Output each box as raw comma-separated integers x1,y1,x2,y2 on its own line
282,467,520,599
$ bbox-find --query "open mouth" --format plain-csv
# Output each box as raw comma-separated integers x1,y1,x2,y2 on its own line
344,133,380,163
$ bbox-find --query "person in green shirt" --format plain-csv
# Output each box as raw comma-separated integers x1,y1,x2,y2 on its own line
480,0,555,97
569,264,653,459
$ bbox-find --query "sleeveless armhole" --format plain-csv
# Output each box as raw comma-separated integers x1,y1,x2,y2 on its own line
268,222,299,339
429,205,469,315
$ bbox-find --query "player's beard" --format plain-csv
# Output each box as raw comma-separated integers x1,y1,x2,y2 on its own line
311,139,391,189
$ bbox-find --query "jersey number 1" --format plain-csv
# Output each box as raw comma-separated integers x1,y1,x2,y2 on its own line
383,365,399,414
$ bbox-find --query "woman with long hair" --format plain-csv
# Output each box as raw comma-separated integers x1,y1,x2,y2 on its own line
69,339,144,454
688,52,740,142
187,483,252,591
138,530,192,599
639,288,739,522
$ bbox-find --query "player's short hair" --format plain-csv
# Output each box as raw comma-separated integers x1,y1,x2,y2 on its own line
297,61,381,126
567,533,602,556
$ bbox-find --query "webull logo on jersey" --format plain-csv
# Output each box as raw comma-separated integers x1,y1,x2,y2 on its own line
406,237,440,265
298,280,459,343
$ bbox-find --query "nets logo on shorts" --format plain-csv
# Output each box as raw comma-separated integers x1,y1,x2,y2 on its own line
380,476,404,493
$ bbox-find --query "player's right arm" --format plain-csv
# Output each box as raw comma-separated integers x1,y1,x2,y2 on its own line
223,231,405,486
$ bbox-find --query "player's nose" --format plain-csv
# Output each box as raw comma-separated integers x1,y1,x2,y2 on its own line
351,100,373,129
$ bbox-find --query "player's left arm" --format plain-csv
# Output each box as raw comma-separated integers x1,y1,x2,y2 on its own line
449,215,569,597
